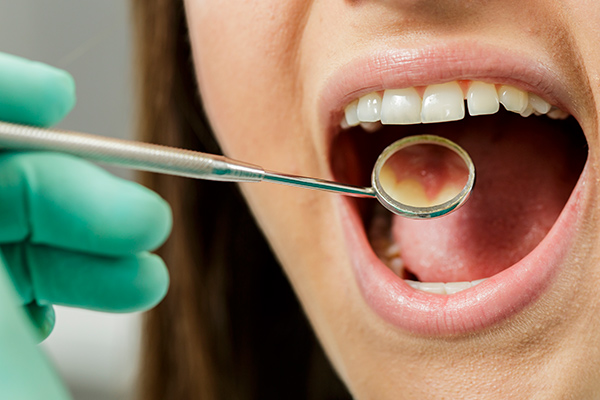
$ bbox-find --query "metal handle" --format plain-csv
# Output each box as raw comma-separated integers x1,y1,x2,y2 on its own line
0,121,265,183
0,121,376,198
263,171,376,197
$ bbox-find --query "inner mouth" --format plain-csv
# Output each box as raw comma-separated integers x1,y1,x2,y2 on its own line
331,82,587,294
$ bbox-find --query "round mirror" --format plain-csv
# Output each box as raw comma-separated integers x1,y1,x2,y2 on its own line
372,135,475,219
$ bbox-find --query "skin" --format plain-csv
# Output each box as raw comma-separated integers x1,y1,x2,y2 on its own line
184,1,600,398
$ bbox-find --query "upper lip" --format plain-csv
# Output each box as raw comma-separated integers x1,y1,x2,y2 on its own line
319,41,589,335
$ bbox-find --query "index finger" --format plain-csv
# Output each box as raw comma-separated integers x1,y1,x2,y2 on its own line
0,152,172,256
0,52,76,127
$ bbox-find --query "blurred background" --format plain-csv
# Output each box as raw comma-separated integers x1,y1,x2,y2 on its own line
1,1,143,399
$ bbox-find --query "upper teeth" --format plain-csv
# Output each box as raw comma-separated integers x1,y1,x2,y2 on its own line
343,80,569,128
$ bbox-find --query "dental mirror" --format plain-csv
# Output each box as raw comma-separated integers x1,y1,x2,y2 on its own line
0,122,475,219
371,135,475,218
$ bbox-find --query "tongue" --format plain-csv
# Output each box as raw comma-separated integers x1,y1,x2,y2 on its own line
392,115,584,282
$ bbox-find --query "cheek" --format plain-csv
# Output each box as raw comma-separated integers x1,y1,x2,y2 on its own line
183,1,331,285
184,0,308,165
560,1,600,147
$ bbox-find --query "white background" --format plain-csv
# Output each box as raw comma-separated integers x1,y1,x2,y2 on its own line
0,2,143,399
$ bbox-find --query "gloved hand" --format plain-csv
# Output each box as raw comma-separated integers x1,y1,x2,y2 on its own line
0,52,172,399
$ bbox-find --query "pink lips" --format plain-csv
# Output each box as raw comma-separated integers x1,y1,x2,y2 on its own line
322,43,585,335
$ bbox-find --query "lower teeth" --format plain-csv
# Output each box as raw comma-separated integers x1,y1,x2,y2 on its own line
405,279,487,295
368,204,488,295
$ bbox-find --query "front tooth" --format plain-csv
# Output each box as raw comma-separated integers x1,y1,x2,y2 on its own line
498,85,528,113
405,280,421,290
381,88,422,124
357,92,382,122
444,281,472,294
467,81,499,116
421,82,465,123
419,282,447,294
528,93,551,114
404,279,488,294
344,99,360,127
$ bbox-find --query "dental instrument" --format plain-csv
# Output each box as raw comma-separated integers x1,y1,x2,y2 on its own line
0,122,474,219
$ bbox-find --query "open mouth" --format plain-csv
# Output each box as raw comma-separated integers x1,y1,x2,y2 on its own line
321,46,590,335
332,80,586,293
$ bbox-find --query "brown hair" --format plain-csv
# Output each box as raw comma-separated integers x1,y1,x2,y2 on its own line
131,0,351,398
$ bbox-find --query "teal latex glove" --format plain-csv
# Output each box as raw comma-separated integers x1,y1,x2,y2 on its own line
0,53,172,399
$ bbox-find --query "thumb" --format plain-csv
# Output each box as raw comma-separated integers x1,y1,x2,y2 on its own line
0,253,71,399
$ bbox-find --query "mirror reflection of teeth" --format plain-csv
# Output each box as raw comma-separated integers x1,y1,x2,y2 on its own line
342,80,570,129
379,165,464,207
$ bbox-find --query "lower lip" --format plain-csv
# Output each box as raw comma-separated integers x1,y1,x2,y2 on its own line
339,167,586,336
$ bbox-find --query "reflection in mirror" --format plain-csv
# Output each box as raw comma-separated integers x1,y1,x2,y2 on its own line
378,143,470,208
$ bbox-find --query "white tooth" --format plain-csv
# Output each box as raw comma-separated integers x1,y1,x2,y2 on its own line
381,88,422,124
357,92,382,122
467,81,499,116
404,280,421,290
340,117,350,129
389,258,404,275
419,282,447,295
547,108,570,120
498,85,528,113
444,281,472,294
344,100,360,127
520,104,534,117
529,93,551,114
360,121,382,133
421,82,465,123
405,279,487,294
385,243,400,258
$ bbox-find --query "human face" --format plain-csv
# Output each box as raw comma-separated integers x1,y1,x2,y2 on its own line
184,1,600,397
